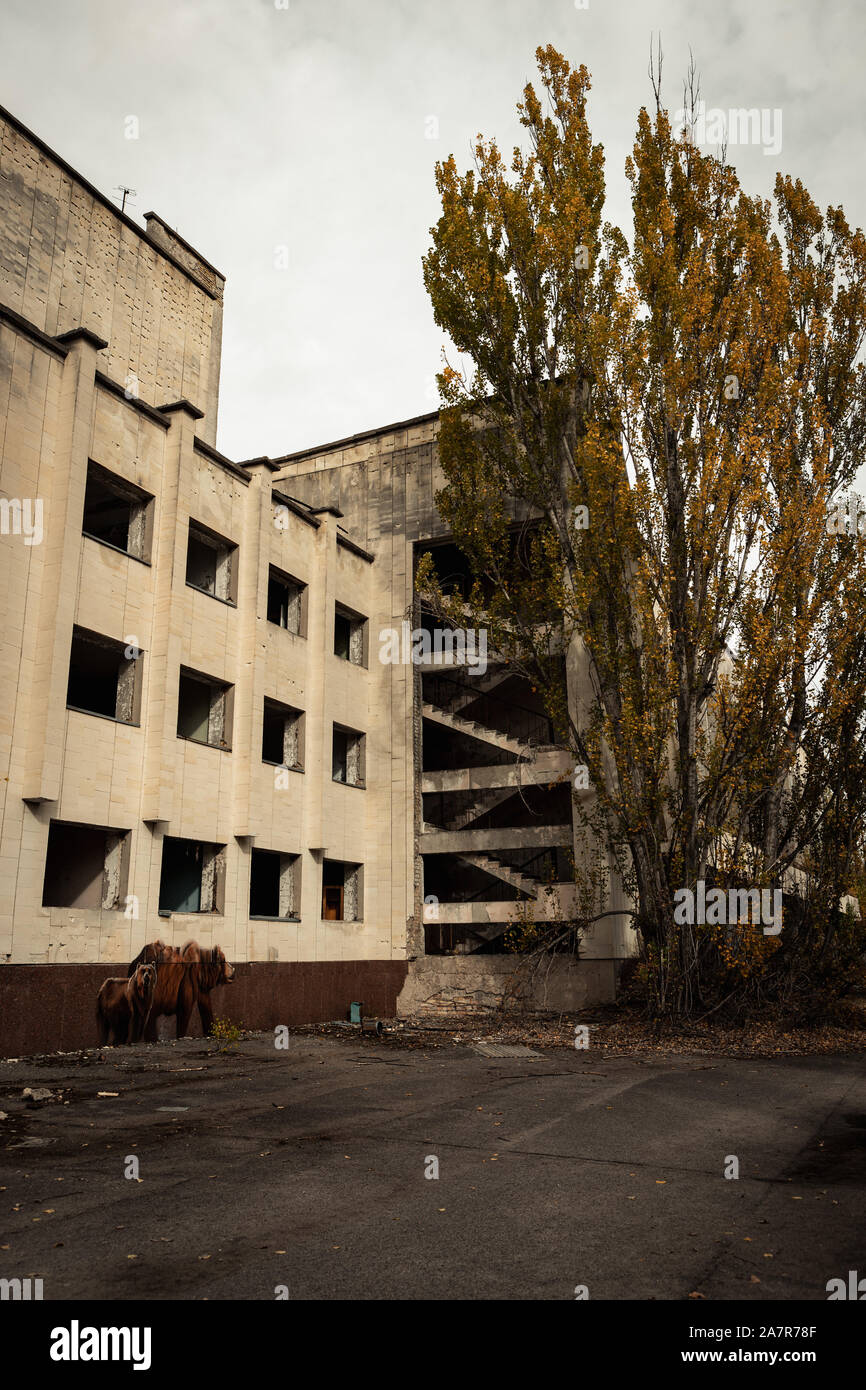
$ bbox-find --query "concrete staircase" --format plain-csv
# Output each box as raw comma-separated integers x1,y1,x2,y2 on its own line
421,702,529,758
436,786,516,833
456,852,543,898
437,666,513,714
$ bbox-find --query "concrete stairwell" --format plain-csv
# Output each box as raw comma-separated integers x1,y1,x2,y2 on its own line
421,702,531,758
435,786,516,833
456,852,543,898
437,666,514,714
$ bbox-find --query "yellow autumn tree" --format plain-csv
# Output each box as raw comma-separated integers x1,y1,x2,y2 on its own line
420,45,866,1017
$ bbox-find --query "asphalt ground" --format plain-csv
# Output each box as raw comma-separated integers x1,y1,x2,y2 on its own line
2,1032,865,1301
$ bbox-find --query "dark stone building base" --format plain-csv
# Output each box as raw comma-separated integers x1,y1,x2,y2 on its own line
0,960,409,1057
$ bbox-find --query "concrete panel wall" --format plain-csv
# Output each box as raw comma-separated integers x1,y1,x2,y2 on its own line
0,108,223,444
0,331,410,975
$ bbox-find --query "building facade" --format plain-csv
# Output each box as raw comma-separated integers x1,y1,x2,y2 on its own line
0,107,634,1055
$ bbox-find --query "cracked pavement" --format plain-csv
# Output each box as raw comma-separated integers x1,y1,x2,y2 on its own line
1,1033,865,1300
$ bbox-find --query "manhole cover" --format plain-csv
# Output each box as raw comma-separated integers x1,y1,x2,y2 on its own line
473,1043,542,1059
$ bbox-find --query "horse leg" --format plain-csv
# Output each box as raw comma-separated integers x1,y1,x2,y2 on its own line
197,993,214,1037
175,982,193,1039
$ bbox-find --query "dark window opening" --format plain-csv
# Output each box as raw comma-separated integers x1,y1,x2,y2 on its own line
416,539,479,601
332,725,365,786
158,836,224,914
250,848,300,919
67,627,141,723
82,461,152,559
42,821,129,909
334,604,367,665
334,612,351,660
262,700,303,768
321,859,362,922
185,521,237,603
177,669,233,749
267,567,306,635
416,527,560,624
332,729,347,782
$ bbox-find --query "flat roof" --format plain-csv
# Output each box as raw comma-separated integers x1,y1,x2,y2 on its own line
271,406,440,466
0,104,225,295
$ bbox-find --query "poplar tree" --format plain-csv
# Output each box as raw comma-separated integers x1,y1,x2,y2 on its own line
420,45,866,1015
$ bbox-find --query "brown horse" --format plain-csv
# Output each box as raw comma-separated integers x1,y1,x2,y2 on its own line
127,940,235,1041
177,941,236,1037
97,963,156,1045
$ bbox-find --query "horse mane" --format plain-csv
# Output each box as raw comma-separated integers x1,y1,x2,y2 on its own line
128,940,176,976
194,947,225,991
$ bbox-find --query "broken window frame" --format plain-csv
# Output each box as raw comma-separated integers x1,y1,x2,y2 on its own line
81,459,153,562
157,835,226,916
42,820,131,910
185,519,238,605
176,666,234,750
261,699,304,770
66,625,143,725
266,565,307,636
249,847,301,921
332,723,366,787
334,602,368,667
321,859,363,922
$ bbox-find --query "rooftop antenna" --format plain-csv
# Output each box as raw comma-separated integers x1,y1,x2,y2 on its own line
114,185,137,215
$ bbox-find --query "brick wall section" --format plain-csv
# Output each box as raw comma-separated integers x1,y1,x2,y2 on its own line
0,960,408,1056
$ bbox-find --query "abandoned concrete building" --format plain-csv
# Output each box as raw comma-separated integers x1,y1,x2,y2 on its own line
0,105,635,1054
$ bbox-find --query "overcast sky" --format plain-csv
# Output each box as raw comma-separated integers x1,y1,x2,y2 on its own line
1,0,863,461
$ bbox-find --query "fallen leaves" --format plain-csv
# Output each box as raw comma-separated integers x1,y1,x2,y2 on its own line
314,1001,866,1058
